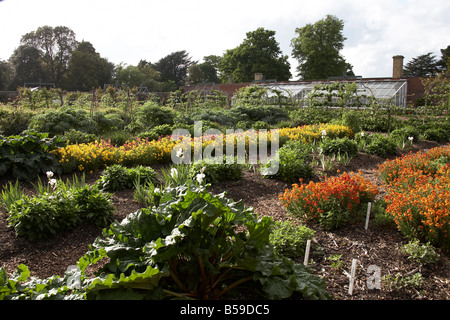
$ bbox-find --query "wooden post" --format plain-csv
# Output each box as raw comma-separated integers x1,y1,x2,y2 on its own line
365,202,372,231
304,240,311,266
348,259,357,295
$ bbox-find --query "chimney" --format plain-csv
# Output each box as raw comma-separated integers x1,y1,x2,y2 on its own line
392,55,404,78
254,73,264,81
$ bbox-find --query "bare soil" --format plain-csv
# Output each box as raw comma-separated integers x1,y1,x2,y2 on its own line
0,140,449,300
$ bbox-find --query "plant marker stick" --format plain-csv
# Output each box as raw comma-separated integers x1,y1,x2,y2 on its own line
348,259,357,295
365,202,372,231
304,239,311,266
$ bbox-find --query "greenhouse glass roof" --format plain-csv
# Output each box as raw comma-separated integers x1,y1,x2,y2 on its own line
259,79,408,107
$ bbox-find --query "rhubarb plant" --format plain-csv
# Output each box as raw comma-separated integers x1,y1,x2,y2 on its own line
78,184,330,300
1,183,330,300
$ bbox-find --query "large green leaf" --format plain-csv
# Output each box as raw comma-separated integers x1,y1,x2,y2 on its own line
86,266,163,300
11,183,331,300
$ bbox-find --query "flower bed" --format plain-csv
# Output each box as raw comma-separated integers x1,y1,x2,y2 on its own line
54,137,177,173
278,123,353,142
279,171,379,230
378,145,450,250
53,124,354,173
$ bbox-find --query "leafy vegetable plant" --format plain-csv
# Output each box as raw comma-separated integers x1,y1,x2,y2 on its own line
97,164,159,192
262,140,313,183
0,131,62,181
78,184,330,300
5,173,114,241
189,155,245,184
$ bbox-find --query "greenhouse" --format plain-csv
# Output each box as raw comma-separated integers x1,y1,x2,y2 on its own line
259,78,408,108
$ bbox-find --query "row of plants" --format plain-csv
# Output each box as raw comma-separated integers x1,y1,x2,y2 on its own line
0,171,115,241
279,171,380,230
1,117,444,187
0,161,329,300
278,144,450,252
2,87,449,147
262,123,438,184
51,123,353,176
2,144,447,299
378,145,450,251
0,153,250,242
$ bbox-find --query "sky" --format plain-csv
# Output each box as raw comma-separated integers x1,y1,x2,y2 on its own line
0,0,449,80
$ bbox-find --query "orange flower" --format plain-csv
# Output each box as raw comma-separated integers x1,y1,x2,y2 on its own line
280,172,379,225
380,145,450,250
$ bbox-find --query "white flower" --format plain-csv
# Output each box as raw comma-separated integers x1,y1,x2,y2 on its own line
196,173,206,184
408,136,414,141
321,130,327,137
360,131,365,137
153,187,161,194
46,171,54,179
170,168,178,179
176,148,184,158
49,178,57,189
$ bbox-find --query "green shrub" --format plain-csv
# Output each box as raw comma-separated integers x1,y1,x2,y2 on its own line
252,120,271,131
317,200,350,230
235,120,252,130
97,164,159,192
401,240,440,267
7,190,79,240
359,112,403,133
0,109,33,136
6,181,114,241
341,110,361,134
191,108,239,127
190,156,244,184
270,220,315,259
134,102,175,131
136,131,160,142
28,107,98,136
77,184,331,300
0,131,62,181
422,128,449,142
62,129,97,145
262,140,313,183
365,134,397,157
96,112,125,133
232,104,289,124
137,124,174,142
289,107,338,126
320,137,358,157
389,126,420,143
100,130,131,146
73,184,115,227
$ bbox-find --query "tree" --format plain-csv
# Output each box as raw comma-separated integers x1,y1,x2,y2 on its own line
186,55,220,85
0,59,13,91
115,63,146,88
20,26,78,86
137,60,164,92
403,52,440,77
8,45,48,90
63,41,114,91
291,15,354,80
438,45,450,71
153,50,194,89
218,28,291,83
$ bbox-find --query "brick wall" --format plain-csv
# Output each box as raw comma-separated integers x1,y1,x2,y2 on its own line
406,77,425,106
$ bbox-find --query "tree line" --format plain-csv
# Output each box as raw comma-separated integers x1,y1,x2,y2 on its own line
0,15,448,92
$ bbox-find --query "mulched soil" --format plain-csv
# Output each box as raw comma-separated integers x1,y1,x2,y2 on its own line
0,140,449,300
